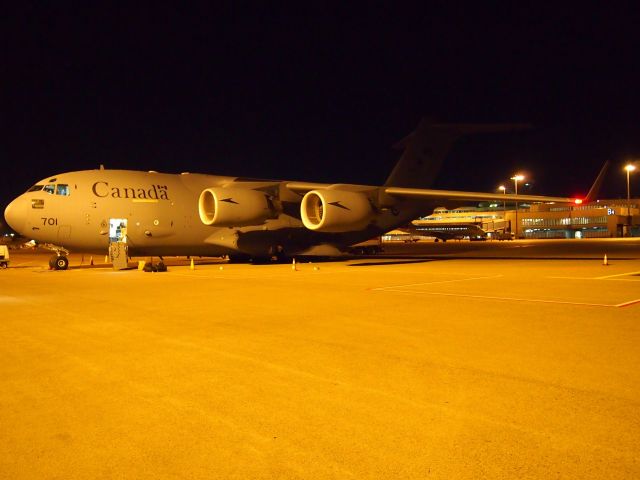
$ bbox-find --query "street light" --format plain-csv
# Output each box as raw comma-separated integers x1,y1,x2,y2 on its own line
625,164,636,235
511,174,524,238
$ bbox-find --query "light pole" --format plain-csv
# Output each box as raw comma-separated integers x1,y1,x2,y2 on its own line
625,164,636,235
511,174,524,238
498,185,506,235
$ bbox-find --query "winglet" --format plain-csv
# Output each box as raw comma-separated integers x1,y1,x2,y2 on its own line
584,161,610,203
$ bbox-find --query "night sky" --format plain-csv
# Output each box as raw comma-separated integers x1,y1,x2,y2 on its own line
3,4,640,228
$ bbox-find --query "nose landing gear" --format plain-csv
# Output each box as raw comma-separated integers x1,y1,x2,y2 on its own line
42,243,71,270
49,254,69,270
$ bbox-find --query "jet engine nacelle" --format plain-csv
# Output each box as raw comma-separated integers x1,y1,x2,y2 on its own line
300,189,373,232
198,188,275,227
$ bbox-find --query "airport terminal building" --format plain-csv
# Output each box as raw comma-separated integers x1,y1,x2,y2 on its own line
408,199,640,240
520,200,639,238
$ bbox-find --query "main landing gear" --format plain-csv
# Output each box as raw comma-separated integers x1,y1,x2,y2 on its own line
49,254,69,270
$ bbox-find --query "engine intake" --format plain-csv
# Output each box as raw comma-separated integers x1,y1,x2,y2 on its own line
300,189,372,232
198,188,275,227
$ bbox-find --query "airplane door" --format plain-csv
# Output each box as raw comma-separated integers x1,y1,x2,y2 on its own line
109,218,129,270
109,218,128,242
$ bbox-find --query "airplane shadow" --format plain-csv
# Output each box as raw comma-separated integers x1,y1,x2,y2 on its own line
348,258,441,267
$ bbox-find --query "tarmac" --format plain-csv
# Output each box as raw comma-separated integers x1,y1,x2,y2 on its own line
1,239,640,479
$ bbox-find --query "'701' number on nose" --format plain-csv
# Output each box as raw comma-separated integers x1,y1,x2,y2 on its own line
41,217,58,226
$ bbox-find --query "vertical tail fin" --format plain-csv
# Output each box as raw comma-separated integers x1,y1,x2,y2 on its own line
384,119,531,189
584,161,610,203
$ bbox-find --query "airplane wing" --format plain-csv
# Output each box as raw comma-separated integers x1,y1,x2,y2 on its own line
287,182,578,204
383,187,576,204
285,182,330,192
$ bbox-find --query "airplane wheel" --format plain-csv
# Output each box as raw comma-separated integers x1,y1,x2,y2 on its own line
55,256,69,270
49,255,58,269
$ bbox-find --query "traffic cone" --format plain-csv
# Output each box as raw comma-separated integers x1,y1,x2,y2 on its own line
104,255,108,263
603,254,609,266
292,258,297,271
90,256,94,266
190,258,195,270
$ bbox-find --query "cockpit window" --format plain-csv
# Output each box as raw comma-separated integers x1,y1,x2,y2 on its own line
28,184,44,192
56,184,70,196
43,185,55,195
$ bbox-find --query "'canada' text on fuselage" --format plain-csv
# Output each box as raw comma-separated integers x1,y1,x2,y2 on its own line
91,182,170,200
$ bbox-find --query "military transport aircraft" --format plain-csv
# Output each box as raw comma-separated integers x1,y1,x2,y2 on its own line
3,121,597,269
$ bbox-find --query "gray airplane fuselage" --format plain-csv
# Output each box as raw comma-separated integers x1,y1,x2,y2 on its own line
4,169,420,258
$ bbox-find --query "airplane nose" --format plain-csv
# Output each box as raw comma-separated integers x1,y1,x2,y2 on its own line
4,197,26,234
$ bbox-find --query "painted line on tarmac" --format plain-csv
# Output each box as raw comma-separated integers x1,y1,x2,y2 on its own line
372,274,502,291
595,270,640,280
549,273,640,281
374,290,619,307
616,298,640,308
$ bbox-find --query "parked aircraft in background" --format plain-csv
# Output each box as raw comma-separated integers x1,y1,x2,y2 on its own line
3,121,589,269
400,206,509,242
405,222,490,242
